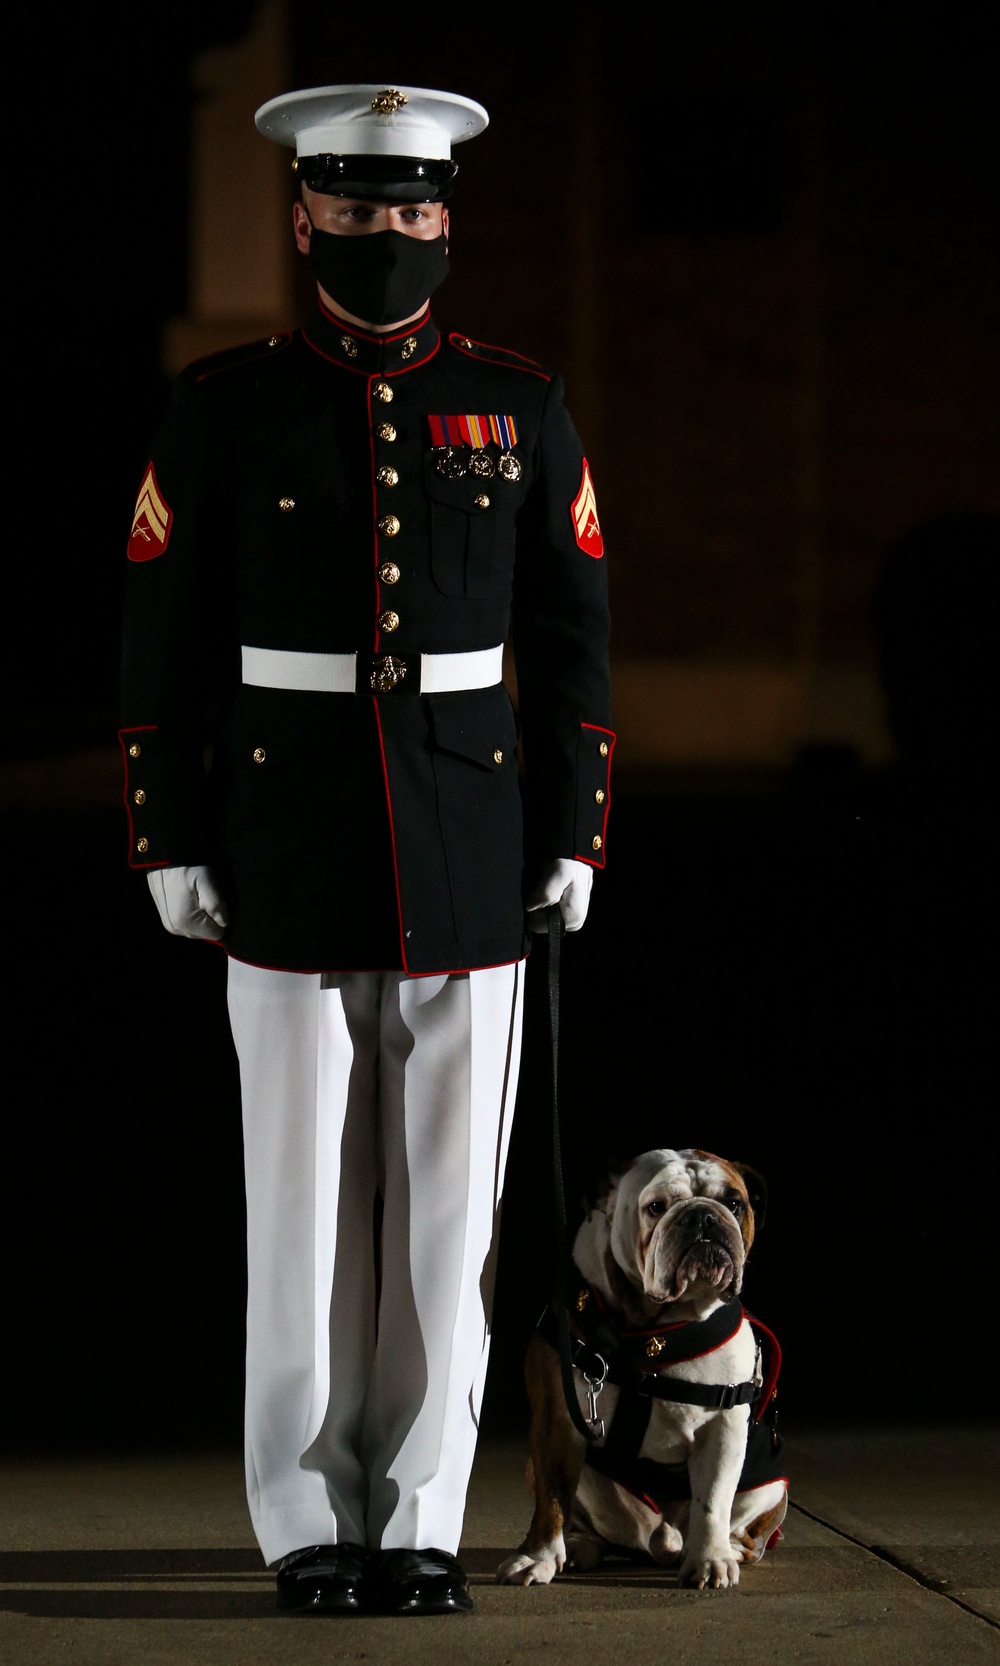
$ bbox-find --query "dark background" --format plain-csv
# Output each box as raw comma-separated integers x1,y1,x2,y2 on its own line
2,2,997,1454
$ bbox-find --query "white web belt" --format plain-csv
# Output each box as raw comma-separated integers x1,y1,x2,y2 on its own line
241,644,504,695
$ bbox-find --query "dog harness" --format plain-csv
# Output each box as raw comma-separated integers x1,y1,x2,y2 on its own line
538,1264,787,1511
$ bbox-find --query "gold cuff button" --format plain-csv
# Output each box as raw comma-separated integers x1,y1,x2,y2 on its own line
128,742,141,758
379,610,400,632
279,497,295,512
493,748,503,764
376,466,399,487
595,788,605,804
267,335,280,347
374,381,394,403
137,837,149,854
253,747,266,764
378,514,400,537
133,788,146,805
339,334,358,359
376,422,397,442
599,741,609,757
456,336,472,349
379,562,400,584
473,493,490,508
592,835,603,851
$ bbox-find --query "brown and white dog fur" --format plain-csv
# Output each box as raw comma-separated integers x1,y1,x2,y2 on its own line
497,1148,788,1590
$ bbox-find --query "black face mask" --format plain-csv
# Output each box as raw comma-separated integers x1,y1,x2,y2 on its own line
306,223,450,325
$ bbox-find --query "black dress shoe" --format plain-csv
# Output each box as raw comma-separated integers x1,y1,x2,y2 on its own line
275,1542,368,1613
371,1547,473,1615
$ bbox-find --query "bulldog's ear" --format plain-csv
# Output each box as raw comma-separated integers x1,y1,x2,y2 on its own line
733,1163,768,1229
585,1157,631,1220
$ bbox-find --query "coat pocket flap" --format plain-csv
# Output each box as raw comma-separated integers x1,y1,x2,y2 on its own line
428,688,515,770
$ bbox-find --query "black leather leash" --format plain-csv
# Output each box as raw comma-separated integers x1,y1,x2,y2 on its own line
545,904,599,1442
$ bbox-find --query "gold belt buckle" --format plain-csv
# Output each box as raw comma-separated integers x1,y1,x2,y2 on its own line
371,654,407,694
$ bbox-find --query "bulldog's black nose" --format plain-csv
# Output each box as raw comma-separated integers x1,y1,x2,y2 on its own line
685,1205,725,1243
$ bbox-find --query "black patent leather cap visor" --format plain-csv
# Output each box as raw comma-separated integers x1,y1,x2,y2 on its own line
294,154,459,200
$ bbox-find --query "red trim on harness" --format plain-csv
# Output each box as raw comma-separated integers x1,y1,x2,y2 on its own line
744,1311,782,1420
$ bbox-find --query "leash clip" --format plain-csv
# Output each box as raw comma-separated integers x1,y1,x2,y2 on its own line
582,1353,608,1438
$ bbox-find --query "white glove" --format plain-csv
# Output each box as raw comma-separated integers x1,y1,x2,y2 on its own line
525,858,594,933
147,865,229,941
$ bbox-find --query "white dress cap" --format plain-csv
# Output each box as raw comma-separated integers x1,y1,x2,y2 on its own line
255,84,488,161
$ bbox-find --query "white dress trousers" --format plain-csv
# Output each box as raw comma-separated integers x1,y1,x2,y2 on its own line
226,956,525,1567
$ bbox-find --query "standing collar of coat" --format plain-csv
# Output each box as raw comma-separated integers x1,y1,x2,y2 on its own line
302,298,440,375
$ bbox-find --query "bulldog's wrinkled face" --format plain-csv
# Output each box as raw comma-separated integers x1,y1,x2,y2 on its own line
606,1148,759,1306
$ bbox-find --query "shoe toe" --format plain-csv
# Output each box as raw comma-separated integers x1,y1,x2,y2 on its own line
375,1548,473,1615
275,1543,367,1613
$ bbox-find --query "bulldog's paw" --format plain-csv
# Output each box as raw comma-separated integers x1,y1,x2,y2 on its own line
496,1548,563,1585
680,1548,742,1590
565,1532,605,1572
649,1519,685,1564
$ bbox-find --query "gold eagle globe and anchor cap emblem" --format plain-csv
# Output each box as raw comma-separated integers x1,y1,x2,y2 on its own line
371,88,408,114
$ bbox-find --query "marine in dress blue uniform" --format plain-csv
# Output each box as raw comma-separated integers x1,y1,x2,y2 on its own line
120,84,614,1616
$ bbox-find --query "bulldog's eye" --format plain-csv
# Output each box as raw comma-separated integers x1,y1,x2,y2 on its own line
725,1195,745,1217
645,1200,667,1217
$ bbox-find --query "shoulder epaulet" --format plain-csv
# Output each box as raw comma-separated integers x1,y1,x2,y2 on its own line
447,332,551,381
185,331,295,384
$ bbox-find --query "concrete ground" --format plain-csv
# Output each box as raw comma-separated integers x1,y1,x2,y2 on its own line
1,1426,998,1665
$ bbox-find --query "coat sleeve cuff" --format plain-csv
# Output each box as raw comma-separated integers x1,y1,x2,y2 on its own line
118,726,171,869
572,723,615,867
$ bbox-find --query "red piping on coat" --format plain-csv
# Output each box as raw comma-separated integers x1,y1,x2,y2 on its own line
574,723,616,867
302,323,440,376
368,377,382,653
118,726,167,868
372,697,411,974
447,333,552,382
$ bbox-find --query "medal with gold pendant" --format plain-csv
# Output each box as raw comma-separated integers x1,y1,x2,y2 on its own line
492,413,521,481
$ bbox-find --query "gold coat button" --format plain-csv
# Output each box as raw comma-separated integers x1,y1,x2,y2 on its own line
493,748,503,764
340,334,358,358
279,497,295,512
374,381,394,403
378,514,400,537
137,837,149,854
595,788,605,804
592,835,603,851
379,562,400,584
379,610,400,632
133,788,146,805
474,493,490,508
376,466,399,487
376,422,397,442
599,741,609,757
128,742,141,758
253,747,266,764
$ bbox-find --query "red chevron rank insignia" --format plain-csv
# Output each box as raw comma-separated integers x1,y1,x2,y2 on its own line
571,457,604,557
128,464,173,562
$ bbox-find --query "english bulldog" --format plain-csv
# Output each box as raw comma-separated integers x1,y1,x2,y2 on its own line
497,1148,788,1590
